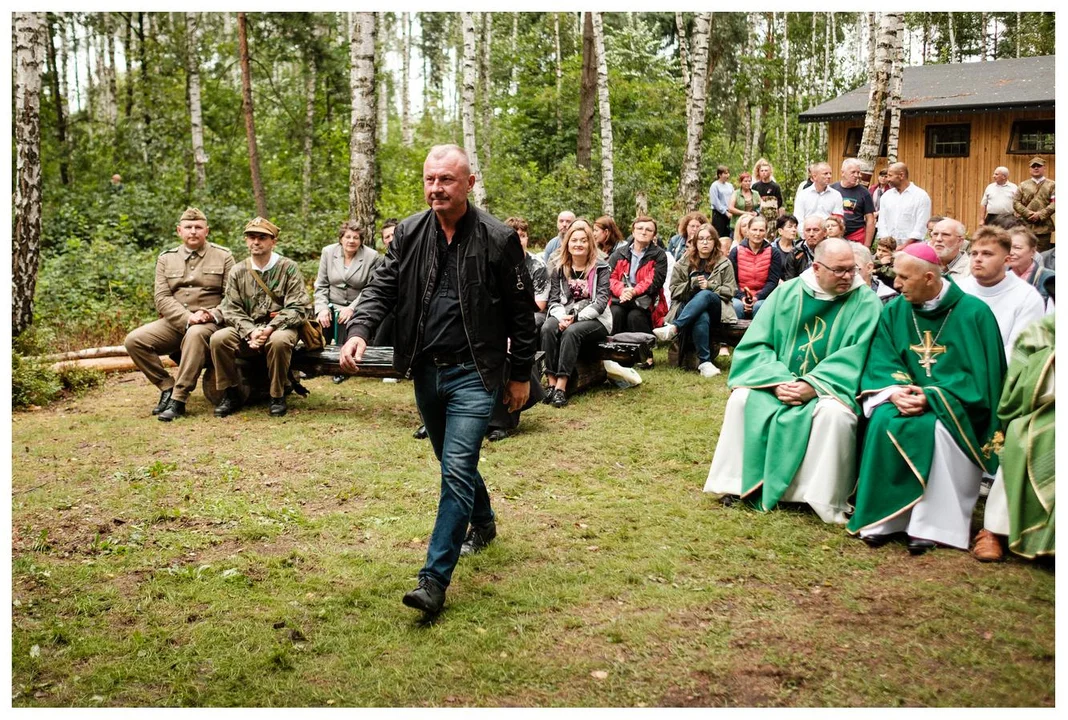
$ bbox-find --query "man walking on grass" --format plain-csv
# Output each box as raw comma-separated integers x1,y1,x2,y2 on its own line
340,144,538,615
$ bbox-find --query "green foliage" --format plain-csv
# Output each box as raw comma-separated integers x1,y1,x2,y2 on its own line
11,354,62,410
11,326,104,409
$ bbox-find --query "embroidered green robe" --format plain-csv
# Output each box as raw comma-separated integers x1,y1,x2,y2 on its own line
848,280,1007,534
999,315,1055,559
727,274,882,511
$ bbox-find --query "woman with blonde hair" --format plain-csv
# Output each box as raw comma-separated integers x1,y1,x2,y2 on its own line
540,219,613,407
751,157,784,227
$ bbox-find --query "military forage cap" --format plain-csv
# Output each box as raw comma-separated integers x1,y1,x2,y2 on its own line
180,207,207,222
244,216,280,238
1029,156,1046,167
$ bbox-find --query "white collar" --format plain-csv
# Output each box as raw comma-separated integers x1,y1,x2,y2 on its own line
250,252,279,272
921,279,950,310
800,266,864,300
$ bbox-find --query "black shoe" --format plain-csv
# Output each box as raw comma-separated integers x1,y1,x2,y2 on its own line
907,538,936,556
269,397,287,417
487,429,509,442
332,374,347,384
152,388,173,415
157,399,186,422
550,388,568,408
413,424,428,440
460,521,497,556
861,534,891,548
402,576,445,614
541,386,555,404
214,388,244,418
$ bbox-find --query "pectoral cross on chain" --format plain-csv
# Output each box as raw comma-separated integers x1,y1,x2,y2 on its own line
909,330,946,378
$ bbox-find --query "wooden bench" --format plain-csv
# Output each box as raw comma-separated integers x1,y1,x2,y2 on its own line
667,319,751,370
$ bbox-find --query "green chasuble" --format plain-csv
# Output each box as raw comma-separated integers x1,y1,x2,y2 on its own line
848,280,1007,534
999,315,1055,559
727,273,882,511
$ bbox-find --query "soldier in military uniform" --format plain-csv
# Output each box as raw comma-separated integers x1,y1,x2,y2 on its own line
124,207,234,421
210,217,310,418
1013,156,1056,253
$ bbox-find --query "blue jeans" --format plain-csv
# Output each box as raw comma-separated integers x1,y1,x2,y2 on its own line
411,359,499,589
732,297,765,320
673,290,722,364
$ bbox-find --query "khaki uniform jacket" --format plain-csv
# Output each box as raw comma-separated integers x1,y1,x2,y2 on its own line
312,243,383,315
218,256,310,339
154,242,235,331
1013,178,1056,235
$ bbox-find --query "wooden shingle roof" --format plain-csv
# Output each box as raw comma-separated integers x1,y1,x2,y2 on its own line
799,55,1055,123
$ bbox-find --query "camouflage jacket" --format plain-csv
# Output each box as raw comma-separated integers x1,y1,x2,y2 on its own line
218,255,310,339
1013,178,1056,235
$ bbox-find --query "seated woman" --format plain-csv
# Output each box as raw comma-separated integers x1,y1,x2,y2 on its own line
731,211,756,253
607,216,669,336
823,215,846,240
667,211,709,261
593,216,625,257
728,214,781,320
314,220,383,381
541,219,612,408
654,223,737,378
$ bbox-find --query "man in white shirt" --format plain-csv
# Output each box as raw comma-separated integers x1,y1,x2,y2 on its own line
927,217,970,281
876,162,931,247
541,210,576,265
956,225,1045,358
979,166,1018,226
792,162,844,222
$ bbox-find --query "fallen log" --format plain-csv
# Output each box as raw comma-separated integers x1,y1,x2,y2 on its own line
41,346,129,362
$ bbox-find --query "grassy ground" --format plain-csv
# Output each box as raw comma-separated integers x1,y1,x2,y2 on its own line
10,348,1055,707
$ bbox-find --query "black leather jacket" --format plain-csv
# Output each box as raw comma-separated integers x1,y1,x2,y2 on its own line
349,204,538,391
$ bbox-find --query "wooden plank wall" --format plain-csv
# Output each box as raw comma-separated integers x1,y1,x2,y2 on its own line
828,109,1056,232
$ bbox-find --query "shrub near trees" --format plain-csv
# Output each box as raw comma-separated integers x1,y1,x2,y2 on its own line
15,12,1056,363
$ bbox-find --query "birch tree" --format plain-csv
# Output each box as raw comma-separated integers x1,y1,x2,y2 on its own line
577,12,596,169
349,12,378,237
886,14,904,163
301,36,318,225
857,13,901,171
592,12,614,217
238,12,268,217
185,12,207,192
554,13,563,134
13,11,45,336
45,14,69,185
460,12,487,207
679,12,711,212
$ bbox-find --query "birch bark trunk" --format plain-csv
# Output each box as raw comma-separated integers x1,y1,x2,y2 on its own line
554,13,563,134
301,55,317,225
886,14,904,163
460,12,487,208
679,13,711,212
857,13,901,170
592,12,614,217
479,12,492,170
13,11,45,336
349,12,378,238
186,12,207,192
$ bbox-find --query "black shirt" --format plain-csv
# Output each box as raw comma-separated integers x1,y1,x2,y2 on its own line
421,210,474,361
752,180,783,212
832,182,875,237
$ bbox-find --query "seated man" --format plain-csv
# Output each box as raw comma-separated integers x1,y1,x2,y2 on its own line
956,225,1045,358
210,217,311,418
852,243,898,304
927,217,970,280
124,207,234,421
849,243,1006,555
704,238,882,523
973,315,1055,562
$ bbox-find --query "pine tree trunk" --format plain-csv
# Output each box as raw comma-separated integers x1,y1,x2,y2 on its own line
679,13,711,212
577,12,596,169
554,13,563,135
819,13,830,155
782,11,790,171
301,55,317,226
122,14,133,118
185,12,207,192
401,11,412,146
85,24,95,130
45,14,69,185
376,13,389,145
980,12,988,60
479,12,492,170
238,12,268,218
349,12,378,238
104,14,118,125
460,12,487,208
13,12,45,336
137,12,151,166
68,15,81,113
592,12,614,217
886,14,904,163
858,13,900,170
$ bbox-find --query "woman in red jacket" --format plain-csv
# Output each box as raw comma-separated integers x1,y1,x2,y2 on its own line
607,216,669,335
728,214,782,320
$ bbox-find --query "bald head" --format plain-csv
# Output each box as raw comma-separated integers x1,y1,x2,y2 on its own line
812,238,857,295
557,210,576,236
812,162,832,190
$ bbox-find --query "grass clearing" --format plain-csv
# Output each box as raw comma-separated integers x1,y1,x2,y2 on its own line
11,348,1055,707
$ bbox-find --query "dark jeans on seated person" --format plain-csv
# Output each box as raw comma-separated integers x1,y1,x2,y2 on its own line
732,297,765,321
540,317,609,378
673,290,723,364
610,301,654,334
411,358,498,590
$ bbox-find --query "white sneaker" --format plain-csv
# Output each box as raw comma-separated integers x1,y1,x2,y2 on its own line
653,324,678,343
603,360,642,387
697,361,721,378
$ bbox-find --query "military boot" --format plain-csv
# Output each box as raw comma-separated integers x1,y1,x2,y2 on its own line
157,400,186,422
152,388,173,415
214,388,244,418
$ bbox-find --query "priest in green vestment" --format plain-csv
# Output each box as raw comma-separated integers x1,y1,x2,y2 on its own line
974,314,1055,561
848,243,1006,554
705,238,883,523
